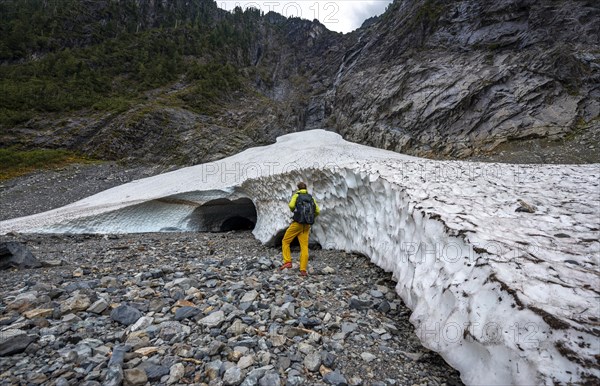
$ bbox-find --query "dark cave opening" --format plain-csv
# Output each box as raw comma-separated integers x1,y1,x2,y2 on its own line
187,197,257,232
220,216,255,232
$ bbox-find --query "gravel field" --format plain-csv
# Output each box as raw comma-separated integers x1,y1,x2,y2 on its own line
0,231,464,386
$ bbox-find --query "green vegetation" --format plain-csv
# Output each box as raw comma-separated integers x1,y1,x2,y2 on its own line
564,116,600,141
180,63,243,114
0,0,265,127
0,148,95,180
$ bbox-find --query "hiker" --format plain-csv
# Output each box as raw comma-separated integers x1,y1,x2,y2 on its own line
280,182,320,276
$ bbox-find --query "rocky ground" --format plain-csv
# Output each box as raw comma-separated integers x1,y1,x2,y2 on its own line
0,231,464,386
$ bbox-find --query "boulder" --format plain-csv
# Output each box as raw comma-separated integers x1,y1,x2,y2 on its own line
0,242,41,270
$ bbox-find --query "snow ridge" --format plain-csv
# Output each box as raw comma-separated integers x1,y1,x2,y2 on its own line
1,130,598,385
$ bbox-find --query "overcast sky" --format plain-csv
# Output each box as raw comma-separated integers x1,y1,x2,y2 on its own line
216,1,394,33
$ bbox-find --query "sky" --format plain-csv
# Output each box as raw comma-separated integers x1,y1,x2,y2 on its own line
216,1,395,33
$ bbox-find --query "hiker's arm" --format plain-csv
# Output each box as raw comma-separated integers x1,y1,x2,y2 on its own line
313,198,320,216
288,193,299,211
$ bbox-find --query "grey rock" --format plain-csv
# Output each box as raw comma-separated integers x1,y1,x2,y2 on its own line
0,226,467,386
298,316,321,328
241,366,273,386
55,377,70,386
348,376,363,386
124,368,148,386
108,344,129,367
148,298,166,312
321,351,336,368
205,360,223,381
100,276,119,288
207,340,226,356
62,313,82,323
237,355,255,370
104,365,124,386
240,290,259,303
139,362,170,382
303,351,321,372
0,242,42,270
257,256,273,268
286,369,306,386
341,322,358,334
26,372,47,384
348,297,371,310
323,370,348,386
258,372,281,386
111,305,142,326
0,329,36,356
277,356,291,370
159,321,190,342
62,350,79,363
167,363,185,385
87,298,109,314
171,278,193,291
401,351,424,361
377,300,391,313
130,316,154,332
199,310,226,328
174,306,201,321
223,366,244,386
360,352,376,363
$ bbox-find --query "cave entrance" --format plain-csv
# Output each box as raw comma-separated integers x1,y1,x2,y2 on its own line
221,216,255,232
188,198,257,232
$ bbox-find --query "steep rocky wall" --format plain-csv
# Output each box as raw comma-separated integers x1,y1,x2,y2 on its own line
2,0,597,164
320,0,600,160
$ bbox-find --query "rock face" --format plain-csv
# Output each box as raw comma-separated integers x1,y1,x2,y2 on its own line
320,0,600,160
1,0,597,164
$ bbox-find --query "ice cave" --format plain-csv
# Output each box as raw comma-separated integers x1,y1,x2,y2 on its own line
1,130,598,385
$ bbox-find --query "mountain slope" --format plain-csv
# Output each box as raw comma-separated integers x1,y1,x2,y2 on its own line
0,0,598,167
0,0,336,166
320,0,600,161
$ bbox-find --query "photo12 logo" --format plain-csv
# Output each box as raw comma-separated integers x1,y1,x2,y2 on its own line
417,320,542,348
199,160,342,183
217,1,340,24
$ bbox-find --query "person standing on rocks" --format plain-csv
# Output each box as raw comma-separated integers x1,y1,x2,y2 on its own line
280,182,320,276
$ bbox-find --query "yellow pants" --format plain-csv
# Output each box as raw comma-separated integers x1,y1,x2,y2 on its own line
282,221,311,271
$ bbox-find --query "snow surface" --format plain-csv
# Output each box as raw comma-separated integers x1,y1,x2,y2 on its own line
1,129,599,385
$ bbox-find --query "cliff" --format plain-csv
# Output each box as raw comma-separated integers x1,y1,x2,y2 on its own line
0,0,598,166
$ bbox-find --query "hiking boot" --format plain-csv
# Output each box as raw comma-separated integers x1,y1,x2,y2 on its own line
300,270,308,277
280,262,292,270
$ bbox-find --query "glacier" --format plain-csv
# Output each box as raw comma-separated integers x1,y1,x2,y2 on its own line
1,129,598,385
